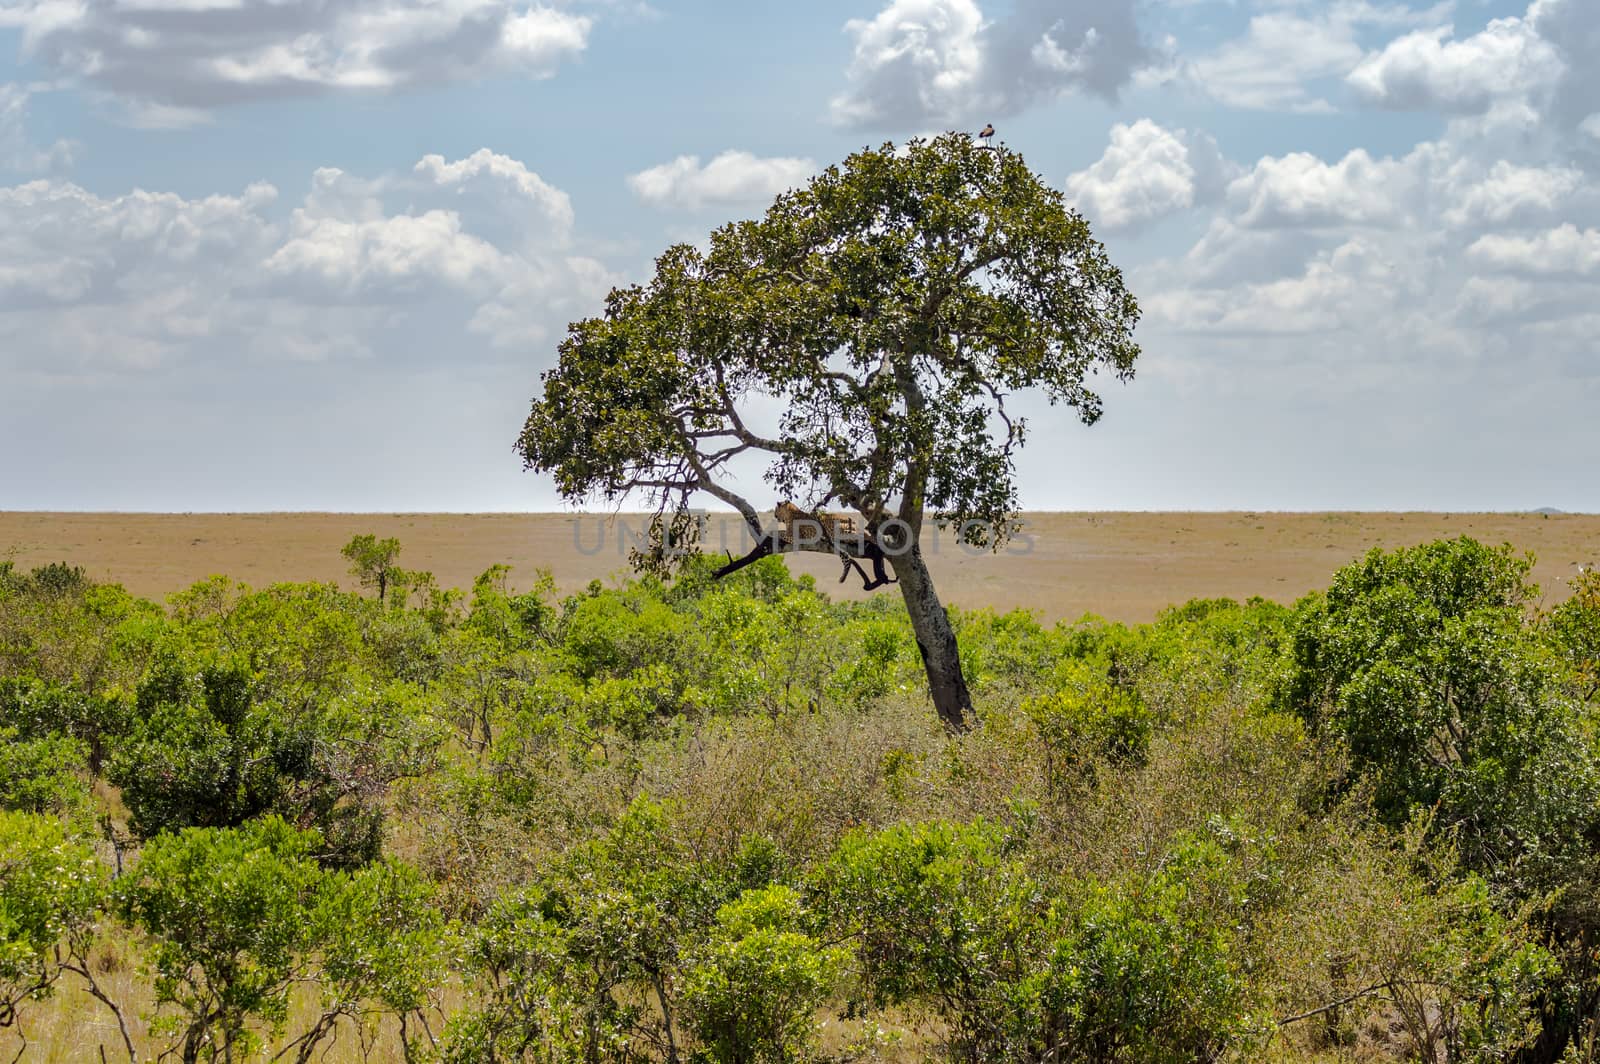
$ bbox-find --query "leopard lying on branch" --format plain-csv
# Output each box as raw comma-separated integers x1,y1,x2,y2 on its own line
712,502,898,591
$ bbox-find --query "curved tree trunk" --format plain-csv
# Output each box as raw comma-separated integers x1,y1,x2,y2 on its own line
892,542,973,734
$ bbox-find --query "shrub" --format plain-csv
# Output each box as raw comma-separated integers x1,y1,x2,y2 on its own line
680,885,848,1064
0,811,106,1038
818,819,1048,1060
1020,839,1255,1063
1546,568,1600,704
0,727,91,818
1278,538,1600,880
116,817,326,1061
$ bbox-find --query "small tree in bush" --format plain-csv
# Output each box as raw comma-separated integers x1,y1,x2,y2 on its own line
680,885,847,1063
117,817,326,1062
290,860,452,1064
1547,567,1600,704
818,819,1048,1060
0,811,107,1048
1023,839,1255,1063
342,534,405,603
0,727,92,818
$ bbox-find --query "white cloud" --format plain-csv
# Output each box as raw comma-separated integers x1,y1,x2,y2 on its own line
1137,82,1600,389
1226,149,1414,229
1183,1,1447,113
0,149,613,375
1467,225,1600,276
1529,0,1600,133
1343,0,1600,141
1440,161,1582,227
1347,18,1558,114
1147,236,1415,335
829,0,1148,129
1188,13,1359,112
265,209,514,301
1064,119,1229,231
831,0,984,129
627,151,818,211
0,0,590,117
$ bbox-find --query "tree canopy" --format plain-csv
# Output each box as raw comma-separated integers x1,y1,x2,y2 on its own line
518,133,1140,732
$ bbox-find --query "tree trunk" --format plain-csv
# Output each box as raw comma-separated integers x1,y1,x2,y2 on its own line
892,542,973,733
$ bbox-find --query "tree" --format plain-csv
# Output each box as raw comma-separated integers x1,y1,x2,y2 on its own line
516,133,1140,732
1546,567,1600,703
341,534,403,604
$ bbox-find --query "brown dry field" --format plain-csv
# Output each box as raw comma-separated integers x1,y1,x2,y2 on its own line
3,511,1598,623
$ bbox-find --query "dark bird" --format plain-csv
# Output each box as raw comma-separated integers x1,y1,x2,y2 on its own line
979,123,995,141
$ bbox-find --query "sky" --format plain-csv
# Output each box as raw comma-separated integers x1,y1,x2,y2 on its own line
0,0,1596,512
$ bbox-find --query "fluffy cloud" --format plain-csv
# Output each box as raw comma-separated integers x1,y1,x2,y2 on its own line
1136,85,1600,398
1345,0,1600,138
1225,149,1415,229
1529,0,1600,134
0,149,612,374
829,0,1148,129
627,151,817,211
1440,161,1582,228
1347,18,1558,114
0,0,590,119
1468,225,1600,277
1064,119,1229,231
1183,1,1442,113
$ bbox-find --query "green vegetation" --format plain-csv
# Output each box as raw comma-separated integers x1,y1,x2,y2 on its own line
3,533,1600,1061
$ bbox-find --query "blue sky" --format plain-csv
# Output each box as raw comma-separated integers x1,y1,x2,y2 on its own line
1,0,1596,512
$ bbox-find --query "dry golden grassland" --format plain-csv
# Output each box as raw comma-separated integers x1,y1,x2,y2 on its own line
2,511,1596,621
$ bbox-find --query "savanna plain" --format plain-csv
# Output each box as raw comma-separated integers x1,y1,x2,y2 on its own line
3,510,1600,1062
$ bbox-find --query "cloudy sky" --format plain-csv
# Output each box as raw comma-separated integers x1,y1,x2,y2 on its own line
1,0,1596,512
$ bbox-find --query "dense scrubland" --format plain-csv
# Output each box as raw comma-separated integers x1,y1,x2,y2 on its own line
3,534,1600,1062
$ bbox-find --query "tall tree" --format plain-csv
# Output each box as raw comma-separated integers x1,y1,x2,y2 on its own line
517,134,1140,732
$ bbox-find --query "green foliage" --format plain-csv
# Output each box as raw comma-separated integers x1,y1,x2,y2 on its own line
1020,838,1255,1063
0,676,130,773
517,133,1139,557
818,821,1257,1063
1022,660,1151,789
9,534,1600,1060
0,811,106,1030
117,816,448,1062
1279,537,1600,879
1547,568,1600,703
0,727,91,817
342,534,404,602
680,885,848,1064
467,564,555,652
0,564,163,694
110,648,392,861
818,819,1045,1059
109,635,445,865
117,816,326,1060
296,860,451,1061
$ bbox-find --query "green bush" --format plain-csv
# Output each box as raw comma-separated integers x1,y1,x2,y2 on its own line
1278,538,1600,880
0,811,106,1035
818,819,1049,1060
0,727,91,818
116,817,326,1061
1020,839,1255,1063
680,885,848,1064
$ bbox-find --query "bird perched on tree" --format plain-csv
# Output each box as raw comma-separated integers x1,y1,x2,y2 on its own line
979,123,995,143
